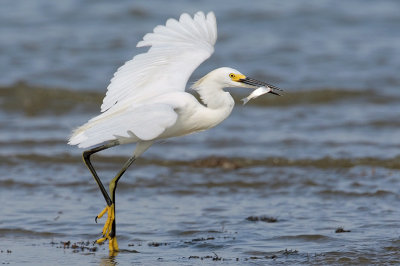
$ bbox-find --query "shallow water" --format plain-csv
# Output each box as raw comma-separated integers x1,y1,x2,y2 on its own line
1,0,400,265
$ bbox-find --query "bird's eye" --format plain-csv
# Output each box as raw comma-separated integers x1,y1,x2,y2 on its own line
229,73,235,79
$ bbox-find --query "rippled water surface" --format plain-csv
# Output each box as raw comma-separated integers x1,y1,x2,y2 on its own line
1,0,399,265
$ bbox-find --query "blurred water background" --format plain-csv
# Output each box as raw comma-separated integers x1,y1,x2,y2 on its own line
1,0,399,264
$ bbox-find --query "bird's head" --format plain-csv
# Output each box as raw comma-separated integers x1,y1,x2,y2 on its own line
207,67,282,96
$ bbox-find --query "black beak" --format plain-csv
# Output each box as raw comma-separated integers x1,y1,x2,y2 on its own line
269,90,281,96
239,77,283,96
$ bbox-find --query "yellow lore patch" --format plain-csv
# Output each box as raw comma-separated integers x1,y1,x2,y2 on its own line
229,73,246,82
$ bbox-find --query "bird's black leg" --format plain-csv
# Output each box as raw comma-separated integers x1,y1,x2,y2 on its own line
82,141,119,208
84,140,149,252
94,155,136,252
108,155,136,239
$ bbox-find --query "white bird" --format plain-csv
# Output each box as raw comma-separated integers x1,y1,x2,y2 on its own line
68,11,281,253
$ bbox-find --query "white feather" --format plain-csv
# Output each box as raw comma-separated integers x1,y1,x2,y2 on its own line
101,11,217,112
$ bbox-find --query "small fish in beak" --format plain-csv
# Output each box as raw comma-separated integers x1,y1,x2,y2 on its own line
241,86,281,105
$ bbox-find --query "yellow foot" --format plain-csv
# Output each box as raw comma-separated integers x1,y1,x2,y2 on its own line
94,204,119,252
96,204,114,237
109,236,119,253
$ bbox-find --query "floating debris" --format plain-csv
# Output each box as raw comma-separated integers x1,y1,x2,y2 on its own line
1,249,13,253
187,252,224,261
147,242,169,247
335,227,351,233
283,248,299,255
246,215,278,223
191,237,215,242
55,241,97,253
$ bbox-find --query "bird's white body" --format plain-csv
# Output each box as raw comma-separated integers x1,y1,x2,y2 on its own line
68,11,278,157
68,11,278,158
67,11,281,252
69,66,237,155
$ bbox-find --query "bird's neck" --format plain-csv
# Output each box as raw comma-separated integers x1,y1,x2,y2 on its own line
192,77,234,110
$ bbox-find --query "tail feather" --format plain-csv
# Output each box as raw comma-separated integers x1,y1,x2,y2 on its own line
68,103,178,148
68,122,95,148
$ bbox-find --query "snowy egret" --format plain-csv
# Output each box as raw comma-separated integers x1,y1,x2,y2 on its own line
68,11,282,252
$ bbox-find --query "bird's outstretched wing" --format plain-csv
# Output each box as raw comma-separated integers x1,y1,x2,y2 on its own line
100,11,217,112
